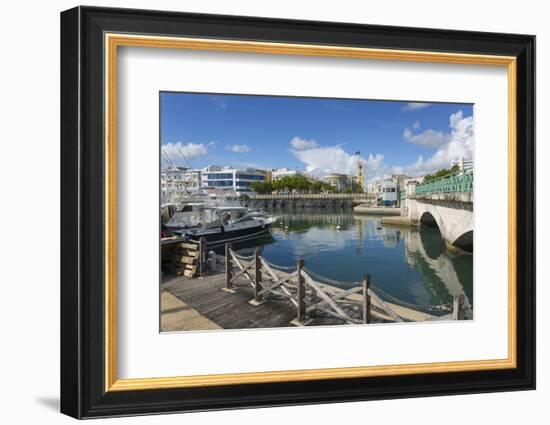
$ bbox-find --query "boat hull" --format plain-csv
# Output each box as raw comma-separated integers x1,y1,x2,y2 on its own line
183,223,273,247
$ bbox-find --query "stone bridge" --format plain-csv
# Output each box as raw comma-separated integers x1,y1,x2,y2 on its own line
402,172,474,253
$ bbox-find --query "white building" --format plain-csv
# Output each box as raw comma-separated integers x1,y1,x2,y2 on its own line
451,157,474,172
325,173,353,191
161,166,204,204
379,180,399,206
161,166,186,196
271,168,305,181
201,166,266,195
365,181,380,194
390,174,411,190
161,167,202,191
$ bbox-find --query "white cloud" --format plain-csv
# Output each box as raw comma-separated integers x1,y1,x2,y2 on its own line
412,121,420,129
403,127,451,147
290,136,318,150
290,140,388,182
402,102,431,112
292,145,359,177
225,144,251,153
290,110,473,182
161,142,208,165
403,110,474,176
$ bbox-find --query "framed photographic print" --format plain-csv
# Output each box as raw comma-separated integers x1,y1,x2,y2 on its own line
60,6,535,419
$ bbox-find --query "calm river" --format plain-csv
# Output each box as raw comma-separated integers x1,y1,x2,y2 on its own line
232,208,473,315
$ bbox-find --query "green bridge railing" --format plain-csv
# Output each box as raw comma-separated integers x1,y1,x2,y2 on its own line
414,170,474,196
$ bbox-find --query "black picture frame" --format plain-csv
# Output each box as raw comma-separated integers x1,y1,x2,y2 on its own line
60,5,535,419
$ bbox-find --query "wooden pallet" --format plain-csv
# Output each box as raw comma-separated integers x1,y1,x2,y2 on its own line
170,241,201,277
161,239,207,278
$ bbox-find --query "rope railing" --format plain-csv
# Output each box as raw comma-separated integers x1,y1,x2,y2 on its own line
223,243,464,324
304,266,451,315
232,251,256,261
369,284,452,315
303,267,360,288
263,259,297,273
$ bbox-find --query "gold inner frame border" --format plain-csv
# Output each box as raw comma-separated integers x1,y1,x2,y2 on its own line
104,33,517,392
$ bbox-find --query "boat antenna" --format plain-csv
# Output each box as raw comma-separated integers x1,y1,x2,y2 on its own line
161,149,176,169
176,145,194,169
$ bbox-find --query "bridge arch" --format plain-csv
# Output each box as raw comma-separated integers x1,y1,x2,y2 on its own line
408,199,472,252
452,230,473,253
447,212,474,253
419,211,439,228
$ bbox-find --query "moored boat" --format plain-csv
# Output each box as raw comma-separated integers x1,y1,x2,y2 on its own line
175,206,276,246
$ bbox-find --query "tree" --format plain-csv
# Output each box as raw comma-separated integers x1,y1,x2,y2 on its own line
250,181,274,194
423,165,460,182
274,174,312,193
351,181,364,193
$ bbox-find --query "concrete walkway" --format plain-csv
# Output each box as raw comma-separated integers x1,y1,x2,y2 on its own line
160,290,221,332
353,206,401,215
381,216,415,226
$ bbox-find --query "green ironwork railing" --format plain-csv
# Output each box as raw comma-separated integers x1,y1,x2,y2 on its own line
415,170,473,195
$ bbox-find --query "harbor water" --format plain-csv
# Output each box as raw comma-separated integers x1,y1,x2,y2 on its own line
231,208,473,316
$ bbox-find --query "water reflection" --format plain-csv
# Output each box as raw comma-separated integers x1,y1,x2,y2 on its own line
231,207,473,316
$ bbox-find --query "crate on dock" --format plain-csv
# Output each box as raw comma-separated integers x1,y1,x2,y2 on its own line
176,242,199,250
172,254,197,265
166,238,207,278
170,261,195,277
174,248,198,257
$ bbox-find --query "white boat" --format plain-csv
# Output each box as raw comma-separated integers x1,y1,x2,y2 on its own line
175,206,276,246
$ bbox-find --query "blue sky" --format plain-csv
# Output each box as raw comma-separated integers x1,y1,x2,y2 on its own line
160,92,474,180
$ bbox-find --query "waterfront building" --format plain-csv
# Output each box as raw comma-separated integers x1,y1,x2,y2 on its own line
257,169,273,182
161,167,203,191
161,166,204,204
325,173,354,191
451,157,473,172
390,174,412,190
201,165,266,195
182,169,203,189
379,180,399,206
161,166,187,193
272,168,305,181
365,181,380,194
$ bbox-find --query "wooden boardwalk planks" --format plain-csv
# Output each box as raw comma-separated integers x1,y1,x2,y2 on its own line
162,272,356,330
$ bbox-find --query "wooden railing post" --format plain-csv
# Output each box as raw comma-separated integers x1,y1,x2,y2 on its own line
225,243,233,290
296,259,306,323
452,294,465,320
254,248,262,302
199,237,207,277
362,274,371,324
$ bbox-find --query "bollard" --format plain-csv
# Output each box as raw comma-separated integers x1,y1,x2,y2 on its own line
254,248,262,302
296,259,306,323
225,243,233,290
199,237,207,277
452,294,466,320
362,274,371,324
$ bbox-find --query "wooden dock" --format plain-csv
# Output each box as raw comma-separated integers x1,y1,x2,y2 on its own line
163,271,305,330
160,249,457,332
